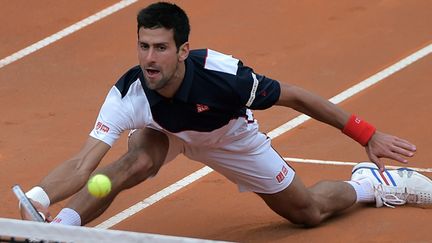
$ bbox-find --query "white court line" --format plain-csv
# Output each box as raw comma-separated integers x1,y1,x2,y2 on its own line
96,167,213,229
96,43,432,229
284,157,432,173
267,43,432,138
0,0,138,69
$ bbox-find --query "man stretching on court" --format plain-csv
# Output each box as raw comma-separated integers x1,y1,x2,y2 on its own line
21,2,431,227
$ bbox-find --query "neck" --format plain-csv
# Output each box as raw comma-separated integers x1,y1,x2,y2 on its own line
157,61,185,98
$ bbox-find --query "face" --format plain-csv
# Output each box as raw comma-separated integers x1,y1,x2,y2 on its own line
137,27,189,92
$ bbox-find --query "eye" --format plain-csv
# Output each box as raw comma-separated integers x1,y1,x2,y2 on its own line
139,43,149,50
156,45,167,51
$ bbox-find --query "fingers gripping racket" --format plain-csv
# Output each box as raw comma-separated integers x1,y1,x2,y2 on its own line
12,185,45,222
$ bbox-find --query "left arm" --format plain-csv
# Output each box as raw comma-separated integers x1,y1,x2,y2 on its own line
275,82,416,171
276,82,349,129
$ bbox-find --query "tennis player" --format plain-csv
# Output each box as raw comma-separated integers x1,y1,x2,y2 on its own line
20,2,431,227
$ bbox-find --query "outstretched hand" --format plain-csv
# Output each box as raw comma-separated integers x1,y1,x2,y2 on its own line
365,131,417,172
20,200,52,222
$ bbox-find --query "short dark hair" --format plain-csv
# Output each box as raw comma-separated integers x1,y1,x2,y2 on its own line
137,2,190,49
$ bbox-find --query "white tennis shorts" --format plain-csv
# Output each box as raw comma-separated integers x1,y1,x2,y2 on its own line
148,124,296,194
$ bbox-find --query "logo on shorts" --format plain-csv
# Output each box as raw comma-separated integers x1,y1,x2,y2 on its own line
95,121,110,133
276,165,289,183
196,104,209,113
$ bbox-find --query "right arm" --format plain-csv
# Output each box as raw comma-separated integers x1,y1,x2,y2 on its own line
40,81,147,202
22,69,150,220
39,137,110,204
20,137,110,221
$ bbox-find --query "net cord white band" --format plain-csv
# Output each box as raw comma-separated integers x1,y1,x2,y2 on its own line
0,218,231,243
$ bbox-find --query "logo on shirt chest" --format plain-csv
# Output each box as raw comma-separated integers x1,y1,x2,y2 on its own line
196,104,210,113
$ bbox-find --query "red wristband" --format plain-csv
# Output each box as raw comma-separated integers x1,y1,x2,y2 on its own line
342,115,376,146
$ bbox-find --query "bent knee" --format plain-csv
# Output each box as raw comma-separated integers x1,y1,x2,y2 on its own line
128,128,169,164
257,175,324,227
125,148,165,179
132,149,165,177
260,193,323,227
284,206,322,227
112,148,165,190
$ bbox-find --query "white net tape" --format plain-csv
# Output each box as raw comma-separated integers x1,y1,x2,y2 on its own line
0,218,231,243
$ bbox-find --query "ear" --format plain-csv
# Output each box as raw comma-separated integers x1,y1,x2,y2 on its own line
178,42,190,62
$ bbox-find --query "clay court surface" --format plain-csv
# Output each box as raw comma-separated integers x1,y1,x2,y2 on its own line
1,0,431,242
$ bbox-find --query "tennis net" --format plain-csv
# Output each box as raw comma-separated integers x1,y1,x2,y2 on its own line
0,218,230,243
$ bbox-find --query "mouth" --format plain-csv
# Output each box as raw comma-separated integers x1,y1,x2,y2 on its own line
145,68,160,78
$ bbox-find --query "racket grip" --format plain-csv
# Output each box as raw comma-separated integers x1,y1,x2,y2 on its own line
39,212,46,221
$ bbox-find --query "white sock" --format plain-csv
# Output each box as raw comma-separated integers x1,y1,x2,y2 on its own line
51,208,82,226
345,178,375,203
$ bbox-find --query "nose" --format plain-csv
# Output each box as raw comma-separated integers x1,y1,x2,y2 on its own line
144,47,156,63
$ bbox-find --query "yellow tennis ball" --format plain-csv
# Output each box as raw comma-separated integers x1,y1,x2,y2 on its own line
87,174,111,198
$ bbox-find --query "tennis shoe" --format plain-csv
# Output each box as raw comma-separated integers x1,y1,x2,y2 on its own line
351,162,432,208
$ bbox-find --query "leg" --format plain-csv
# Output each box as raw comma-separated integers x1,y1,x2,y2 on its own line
66,128,169,225
181,116,358,227
184,124,357,227
257,175,356,227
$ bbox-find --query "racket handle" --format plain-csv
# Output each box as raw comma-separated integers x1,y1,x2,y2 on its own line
12,185,45,222
38,212,46,221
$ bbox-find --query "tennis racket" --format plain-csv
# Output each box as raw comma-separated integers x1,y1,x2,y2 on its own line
12,184,45,222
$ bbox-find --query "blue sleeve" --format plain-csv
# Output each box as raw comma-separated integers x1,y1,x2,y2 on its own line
234,62,281,110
